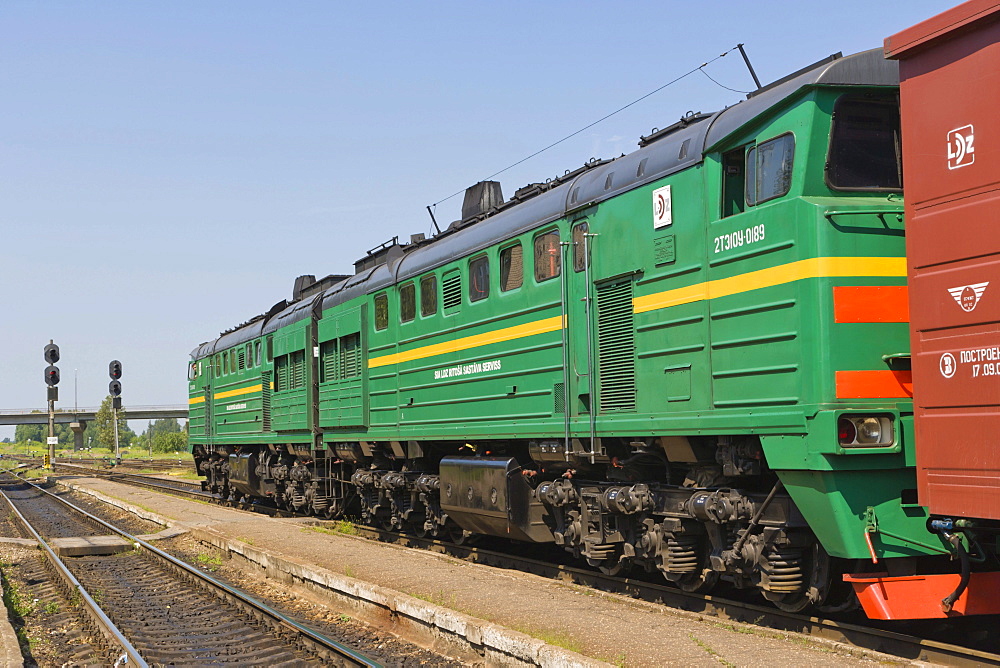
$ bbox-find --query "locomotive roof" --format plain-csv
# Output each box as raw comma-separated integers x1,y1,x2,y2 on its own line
192,48,898,359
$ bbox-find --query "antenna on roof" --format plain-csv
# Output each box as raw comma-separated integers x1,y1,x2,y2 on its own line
426,205,441,235
737,43,762,90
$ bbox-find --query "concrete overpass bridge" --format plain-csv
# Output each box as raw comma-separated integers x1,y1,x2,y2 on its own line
0,405,188,449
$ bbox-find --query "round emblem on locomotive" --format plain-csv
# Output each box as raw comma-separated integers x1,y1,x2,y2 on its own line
940,352,957,378
961,286,977,311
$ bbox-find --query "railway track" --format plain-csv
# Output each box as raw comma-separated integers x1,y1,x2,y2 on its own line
30,458,1000,666
0,471,382,666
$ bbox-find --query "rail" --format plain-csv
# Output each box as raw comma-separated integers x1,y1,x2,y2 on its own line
0,473,146,666
39,459,1000,666
1,469,382,667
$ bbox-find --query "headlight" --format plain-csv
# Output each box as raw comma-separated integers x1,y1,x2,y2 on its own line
838,416,894,447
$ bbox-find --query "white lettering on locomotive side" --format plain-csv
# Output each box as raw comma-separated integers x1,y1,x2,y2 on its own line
434,359,502,380
940,346,1000,380
226,403,247,411
959,347,1000,363
714,224,765,254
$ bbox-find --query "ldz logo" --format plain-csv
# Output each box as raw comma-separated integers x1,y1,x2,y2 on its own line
947,124,975,169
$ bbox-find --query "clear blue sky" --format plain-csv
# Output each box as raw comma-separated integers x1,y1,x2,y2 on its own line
0,1,954,437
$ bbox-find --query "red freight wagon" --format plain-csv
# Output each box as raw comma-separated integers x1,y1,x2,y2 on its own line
886,1,1000,520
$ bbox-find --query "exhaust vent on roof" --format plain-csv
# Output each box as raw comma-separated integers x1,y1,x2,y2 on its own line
461,181,504,222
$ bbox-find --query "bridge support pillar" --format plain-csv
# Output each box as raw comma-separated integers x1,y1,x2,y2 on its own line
70,421,86,451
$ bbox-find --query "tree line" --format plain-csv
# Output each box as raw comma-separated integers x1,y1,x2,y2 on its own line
13,395,188,453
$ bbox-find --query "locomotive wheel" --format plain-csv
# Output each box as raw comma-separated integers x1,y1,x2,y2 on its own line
321,498,342,520
448,525,478,545
598,559,625,576
765,542,832,613
676,569,719,593
770,591,811,612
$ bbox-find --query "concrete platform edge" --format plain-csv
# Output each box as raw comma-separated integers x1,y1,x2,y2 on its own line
61,480,608,667
0,578,24,668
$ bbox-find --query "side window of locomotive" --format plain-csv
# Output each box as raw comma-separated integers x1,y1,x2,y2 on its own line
746,133,794,206
534,230,561,282
721,148,747,217
500,243,523,291
374,292,388,331
420,274,438,316
188,362,197,381
255,341,262,367
469,255,489,302
399,282,415,323
827,93,902,191
222,352,229,376
246,344,253,368
214,354,221,377
572,222,589,272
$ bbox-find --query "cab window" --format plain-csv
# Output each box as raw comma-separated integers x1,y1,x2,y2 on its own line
746,133,794,205
827,93,902,191
572,222,589,272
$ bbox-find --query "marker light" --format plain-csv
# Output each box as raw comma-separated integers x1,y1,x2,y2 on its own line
838,415,894,447
838,417,857,445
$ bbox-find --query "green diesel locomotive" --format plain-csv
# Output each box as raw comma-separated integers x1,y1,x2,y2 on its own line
189,49,980,618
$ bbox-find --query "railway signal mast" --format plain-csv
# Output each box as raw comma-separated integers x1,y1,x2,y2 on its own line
43,341,60,469
109,360,123,463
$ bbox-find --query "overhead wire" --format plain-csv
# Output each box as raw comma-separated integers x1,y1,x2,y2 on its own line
429,44,746,211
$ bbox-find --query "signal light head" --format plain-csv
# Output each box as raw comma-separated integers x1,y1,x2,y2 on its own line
109,380,122,397
109,360,122,380
838,415,894,447
43,343,60,365
44,365,60,386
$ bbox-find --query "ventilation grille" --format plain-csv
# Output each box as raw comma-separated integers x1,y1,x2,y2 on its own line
597,280,636,412
443,272,462,313
553,382,565,414
341,334,361,378
320,341,338,382
275,356,289,392
290,350,306,389
261,372,271,431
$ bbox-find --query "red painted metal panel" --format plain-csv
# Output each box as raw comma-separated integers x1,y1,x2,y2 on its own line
844,571,1000,619
833,286,909,323
888,2,1000,519
835,370,912,399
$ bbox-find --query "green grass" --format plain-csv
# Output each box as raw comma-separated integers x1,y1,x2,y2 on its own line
303,519,360,538
195,552,224,571
689,634,735,668
511,625,583,655
2,575,34,619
